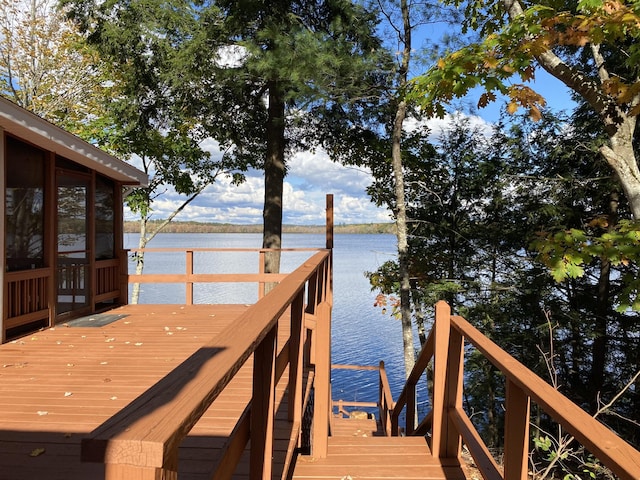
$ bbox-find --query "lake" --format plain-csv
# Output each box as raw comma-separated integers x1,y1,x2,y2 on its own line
123,232,412,411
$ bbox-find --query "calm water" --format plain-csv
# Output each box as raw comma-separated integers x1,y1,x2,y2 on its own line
123,233,409,408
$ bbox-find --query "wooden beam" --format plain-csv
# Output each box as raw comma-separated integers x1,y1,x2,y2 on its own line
504,379,531,480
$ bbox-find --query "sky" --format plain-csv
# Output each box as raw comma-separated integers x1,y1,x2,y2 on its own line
125,23,579,227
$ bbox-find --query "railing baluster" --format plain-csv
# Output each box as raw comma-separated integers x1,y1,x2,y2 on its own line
289,289,305,424
258,250,265,299
250,323,277,480
406,379,416,435
504,379,531,480
312,298,331,458
186,250,194,305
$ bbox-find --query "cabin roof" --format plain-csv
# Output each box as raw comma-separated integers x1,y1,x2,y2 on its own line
0,96,148,186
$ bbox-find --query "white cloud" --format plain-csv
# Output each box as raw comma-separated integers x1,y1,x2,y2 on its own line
404,111,494,142
125,145,391,225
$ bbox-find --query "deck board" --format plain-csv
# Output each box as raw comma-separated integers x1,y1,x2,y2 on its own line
0,304,291,480
292,427,471,480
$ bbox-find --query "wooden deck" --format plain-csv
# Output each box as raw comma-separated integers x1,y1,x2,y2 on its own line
0,304,298,480
0,302,475,480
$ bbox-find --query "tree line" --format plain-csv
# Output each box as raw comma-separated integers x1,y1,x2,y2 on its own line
123,220,395,235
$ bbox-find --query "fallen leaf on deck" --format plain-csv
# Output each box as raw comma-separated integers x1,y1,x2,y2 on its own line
100,361,108,365
105,338,115,342
64,392,72,397
110,396,118,400
29,448,46,457
36,411,48,416
135,342,143,346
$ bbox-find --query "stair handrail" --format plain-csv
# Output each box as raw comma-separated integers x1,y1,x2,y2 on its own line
81,250,333,479
392,300,640,480
378,360,395,436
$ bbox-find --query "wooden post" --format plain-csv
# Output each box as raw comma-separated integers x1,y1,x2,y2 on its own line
119,250,129,306
406,379,416,435
250,324,277,480
104,460,177,480
186,250,194,305
289,289,305,424
326,194,333,250
442,326,464,459
504,379,531,480
430,301,451,457
258,251,265,299
312,300,331,458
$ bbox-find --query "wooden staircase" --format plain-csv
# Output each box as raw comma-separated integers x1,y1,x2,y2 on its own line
293,416,470,480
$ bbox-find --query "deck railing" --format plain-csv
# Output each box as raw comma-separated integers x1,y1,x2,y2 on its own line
81,249,333,479
392,300,640,480
331,362,394,435
4,268,51,333
125,247,324,303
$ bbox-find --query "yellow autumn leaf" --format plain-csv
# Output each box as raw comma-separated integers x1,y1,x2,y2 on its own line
483,56,499,69
30,448,46,457
529,106,542,122
507,102,519,114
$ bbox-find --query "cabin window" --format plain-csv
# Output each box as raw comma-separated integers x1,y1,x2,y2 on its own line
95,175,115,260
5,137,46,271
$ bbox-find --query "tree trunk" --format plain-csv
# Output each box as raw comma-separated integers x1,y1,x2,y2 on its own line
130,218,148,305
502,0,640,219
262,80,286,284
600,125,640,219
391,0,415,380
590,192,618,406
393,100,415,379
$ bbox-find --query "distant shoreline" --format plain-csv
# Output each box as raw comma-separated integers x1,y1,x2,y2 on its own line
124,221,395,235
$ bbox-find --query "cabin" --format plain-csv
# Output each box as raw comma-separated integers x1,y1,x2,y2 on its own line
0,96,147,343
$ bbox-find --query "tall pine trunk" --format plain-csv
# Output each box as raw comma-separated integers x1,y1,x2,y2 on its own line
262,80,286,285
